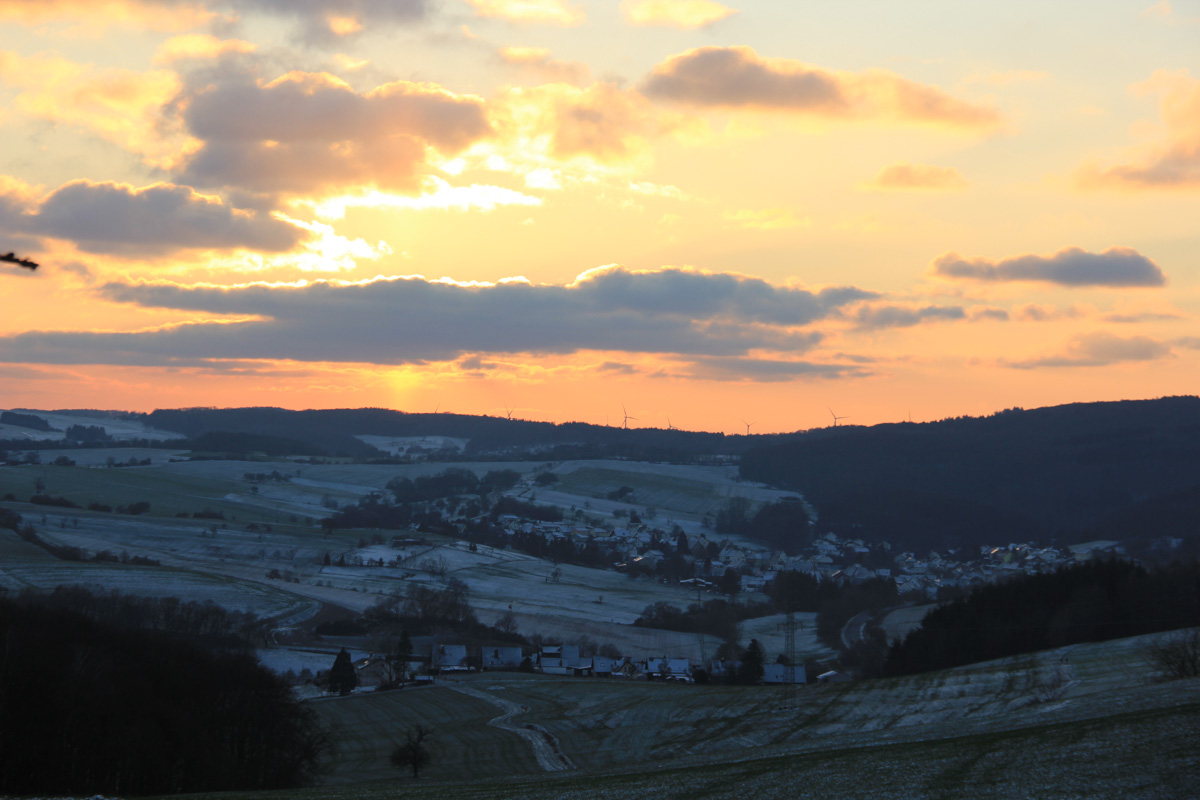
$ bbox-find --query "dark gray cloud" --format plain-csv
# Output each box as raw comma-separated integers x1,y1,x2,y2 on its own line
641,46,999,129
228,0,425,42
33,180,304,256
643,46,846,111
598,361,638,374
969,307,1010,322
1005,332,1172,369
178,69,491,196
934,246,1166,287
1015,304,1082,322
1101,310,1183,323
0,179,304,256
459,355,498,371
678,356,870,382
852,304,966,330
0,267,870,370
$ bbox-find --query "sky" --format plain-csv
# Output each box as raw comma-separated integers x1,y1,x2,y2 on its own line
0,0,1197,434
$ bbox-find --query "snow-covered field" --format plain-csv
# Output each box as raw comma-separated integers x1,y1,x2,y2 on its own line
1,408,186,442
1,455,822,660
356,434,468,456
256,647,369,676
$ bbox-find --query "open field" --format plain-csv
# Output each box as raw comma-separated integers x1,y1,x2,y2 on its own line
155,633,1199,800
5,452,1200,798
0,462,291,523
880,604,936,642
542,461,798,531
1,455,826,661
0,409,186,442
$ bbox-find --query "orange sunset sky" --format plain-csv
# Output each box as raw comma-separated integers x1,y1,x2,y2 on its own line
0,0,1197,434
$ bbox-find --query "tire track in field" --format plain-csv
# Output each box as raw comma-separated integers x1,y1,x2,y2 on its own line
447,684,574,772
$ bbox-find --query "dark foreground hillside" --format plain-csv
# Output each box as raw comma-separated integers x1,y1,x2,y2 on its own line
739,396,1200,551
0,597,329,797
150,644,1200,800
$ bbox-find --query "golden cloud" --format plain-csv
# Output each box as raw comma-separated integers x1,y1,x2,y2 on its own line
0,0,213,31
179,70,492,197
498,47,589,84
1077,69,1200,189
621,0,737,29
463,0,584,25
643,46,1001,131
861,163,968,191
153,34,257,65
723,208,809,230
491,83,684,168
0,51,192,169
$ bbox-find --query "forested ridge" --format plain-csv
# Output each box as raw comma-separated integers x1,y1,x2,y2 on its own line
739,396,1200,551
884,559,1200,676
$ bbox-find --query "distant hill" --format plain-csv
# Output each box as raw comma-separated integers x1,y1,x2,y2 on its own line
738,396,1200,552
0,411,54,432
145,407,743,461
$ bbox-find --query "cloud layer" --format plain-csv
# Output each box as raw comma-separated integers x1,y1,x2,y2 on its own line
642,46,1000,129
862,163,968,191
179,70,491,197
933,247,1166,287
1006,332,1172,368
0,267,872,369
1080,70,1200,189
464,0,583,25
0,178,304,256
621,0,736,29
0,0,426,40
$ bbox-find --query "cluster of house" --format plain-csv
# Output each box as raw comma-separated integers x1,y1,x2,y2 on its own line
349,643,816,690
490,512,1119,600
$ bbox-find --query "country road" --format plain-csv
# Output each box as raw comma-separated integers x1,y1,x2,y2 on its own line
448,684,575,772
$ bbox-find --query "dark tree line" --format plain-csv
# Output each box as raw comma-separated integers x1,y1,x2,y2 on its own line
0,597,330,796
634,598,767,644
16,585,266,647
145,406,757,463
0,410,54,431
387,468,520,502
714,497,813,555
884,559,1200,676
739,396,1200,553
634,572,900,652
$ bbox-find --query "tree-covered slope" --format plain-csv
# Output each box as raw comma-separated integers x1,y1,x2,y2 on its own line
739,397,1200,550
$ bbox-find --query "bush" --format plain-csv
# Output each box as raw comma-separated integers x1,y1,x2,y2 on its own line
390,725,432,778
30,494,79,509
1147,628,1200,680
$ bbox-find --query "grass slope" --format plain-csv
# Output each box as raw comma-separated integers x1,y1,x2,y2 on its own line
155,685,1199,800
165,633,1191,800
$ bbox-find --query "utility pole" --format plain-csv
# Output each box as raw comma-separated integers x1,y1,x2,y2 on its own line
777,605,798,708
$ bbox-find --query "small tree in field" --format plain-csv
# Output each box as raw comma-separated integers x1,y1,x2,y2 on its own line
391,725,432,778
329,648,357,696
1147,628,1200,680
383,630,413,686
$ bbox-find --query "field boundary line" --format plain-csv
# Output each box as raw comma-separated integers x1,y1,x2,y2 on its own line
447,684,575,772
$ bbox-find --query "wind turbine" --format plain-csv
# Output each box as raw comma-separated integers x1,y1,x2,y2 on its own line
504,405,514,421
622,404,637,430
828,407,848,427
666,415,676,431
740,418,755,436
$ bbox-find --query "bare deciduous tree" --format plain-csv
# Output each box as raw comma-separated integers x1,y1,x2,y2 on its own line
1147,628,1200,680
